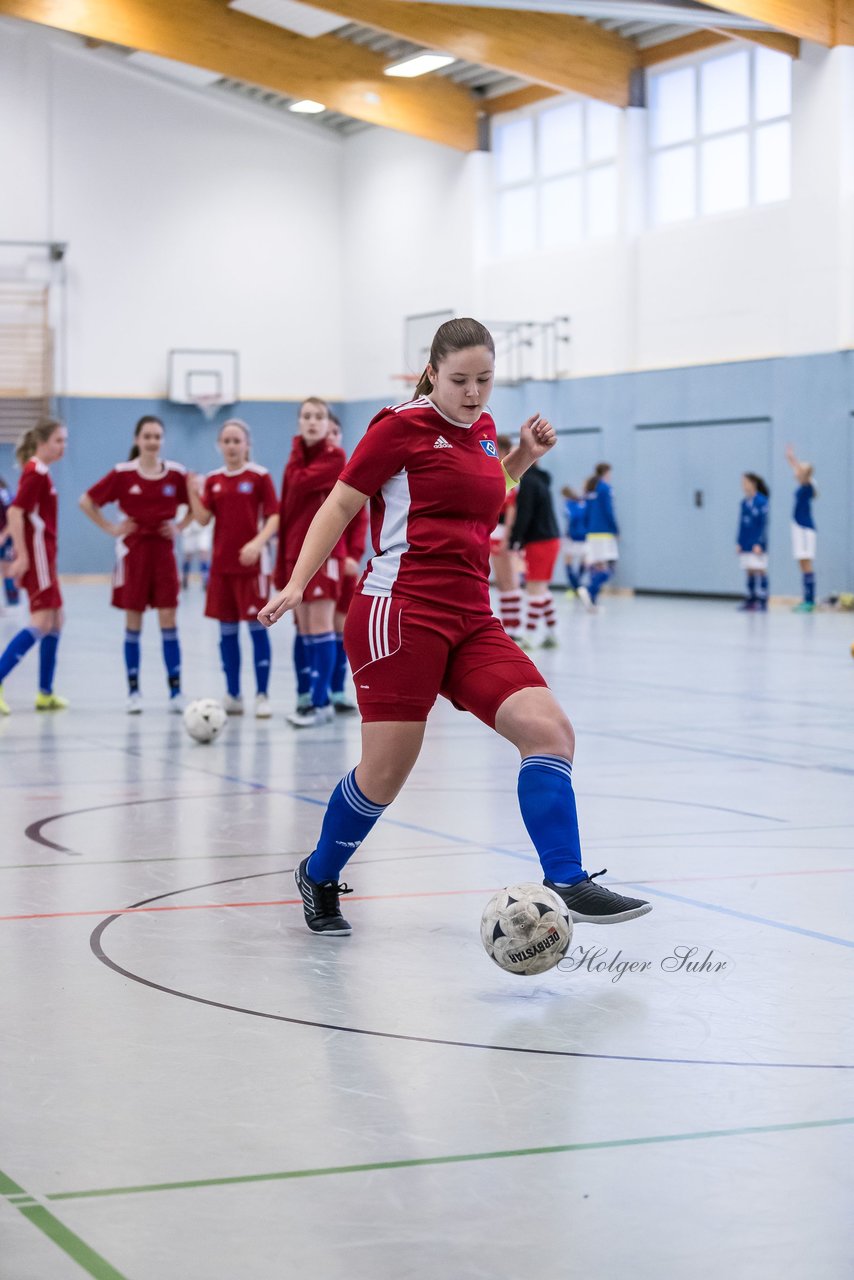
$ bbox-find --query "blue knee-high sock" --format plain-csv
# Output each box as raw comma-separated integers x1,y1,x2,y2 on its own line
219,623,241,697
294,634,312,699
588,569,610,604
746,572,757,600
0,626,39,683
38,631,60,694
161,627,181,693
757,574,769,603
307,769,389,883
567,565,581,591
3,577,18,605
517,755,585,885
330,634,348,695
249,621,271,695
124,628,141,692
308,632,336,708
803,572,815,604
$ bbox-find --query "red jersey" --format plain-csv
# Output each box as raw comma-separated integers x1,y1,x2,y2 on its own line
11,459,58,586
340,396,506,614
87,461,189,548
275,436,345,585
201,464,278,576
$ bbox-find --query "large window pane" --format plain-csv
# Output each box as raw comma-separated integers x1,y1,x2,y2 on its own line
540,174,583,248
755,47,792,121
651,145,695,224
587,101,619,163
700,133,749,214
650,66,695,147
755,120,790,202
586,165,618,238
497,185,536,256
539,102,583,177
495,117,534,186
700,50,749,135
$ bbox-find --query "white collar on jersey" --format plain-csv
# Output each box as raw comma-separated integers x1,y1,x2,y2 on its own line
425,395,487,431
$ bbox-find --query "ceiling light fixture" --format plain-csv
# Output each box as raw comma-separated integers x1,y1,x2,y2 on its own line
289,99,326,113
384,53,455,79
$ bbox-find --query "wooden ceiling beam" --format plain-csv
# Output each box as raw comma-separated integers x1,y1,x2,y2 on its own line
295,0,636,106
638,26,800,68
699,2,832,43
482,85,560,115
0,0,480,149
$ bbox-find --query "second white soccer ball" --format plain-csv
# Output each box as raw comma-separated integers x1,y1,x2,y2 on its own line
183,698,228,744
481,883,573,976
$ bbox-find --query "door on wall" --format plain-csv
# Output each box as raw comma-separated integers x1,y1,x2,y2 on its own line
633,418,772,594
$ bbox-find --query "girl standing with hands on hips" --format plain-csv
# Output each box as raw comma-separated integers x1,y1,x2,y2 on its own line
186,419,279,717
260,318,651,936
80,415,190,712
736,472,770,611
0,419,68,714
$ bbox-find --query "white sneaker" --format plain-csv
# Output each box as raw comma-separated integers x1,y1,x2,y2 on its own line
286,704,334,728
223,694,244,715
577,585,596,613
127,692,143,715
169,693,185,714
255,694,272,719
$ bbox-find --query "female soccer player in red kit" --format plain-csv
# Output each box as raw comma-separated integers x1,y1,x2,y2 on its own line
327,412,368,713
187,420,279,717
275,398,346,727
260,319,651,935
80,415,189,713
0,419,68,714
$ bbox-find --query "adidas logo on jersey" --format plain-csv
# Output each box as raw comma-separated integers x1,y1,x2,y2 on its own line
129,484,142,495
433,435,452,449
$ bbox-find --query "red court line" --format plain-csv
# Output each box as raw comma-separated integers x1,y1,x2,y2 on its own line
2,865,853,923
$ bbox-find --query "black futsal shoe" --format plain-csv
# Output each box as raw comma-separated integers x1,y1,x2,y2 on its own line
294,858,353,935
545,870,652,924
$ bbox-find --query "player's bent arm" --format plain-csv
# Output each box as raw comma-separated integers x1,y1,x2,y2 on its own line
256,514,279,547
186,485,213,527
503,415,557,482
79,493,123,537
6,506,28,572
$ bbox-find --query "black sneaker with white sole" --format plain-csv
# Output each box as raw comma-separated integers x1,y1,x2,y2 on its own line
294,858,353,935
545,869,652,924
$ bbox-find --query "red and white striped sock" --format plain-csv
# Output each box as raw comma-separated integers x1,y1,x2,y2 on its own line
540,592,557,630
499,591,523,636
526,596,545,635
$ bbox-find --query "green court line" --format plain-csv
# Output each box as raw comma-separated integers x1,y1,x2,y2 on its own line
47,1115,854,1203
1,1166,128,1280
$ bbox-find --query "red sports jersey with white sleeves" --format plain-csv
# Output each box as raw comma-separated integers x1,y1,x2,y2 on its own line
202,464,278,576
11,459,58,588
340,396,506,615
86,461,189,543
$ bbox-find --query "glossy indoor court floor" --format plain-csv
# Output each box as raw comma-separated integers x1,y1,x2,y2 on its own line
1,585,853,1280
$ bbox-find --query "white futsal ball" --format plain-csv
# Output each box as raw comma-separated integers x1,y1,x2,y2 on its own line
481,883,573,976
183,698,228,744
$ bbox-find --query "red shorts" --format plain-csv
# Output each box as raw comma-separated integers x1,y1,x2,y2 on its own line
343,593,547,725
21,566,62,611
286,558,340,605
205,571,270,622
112,538,179,612
337,571,358,615
524,538,561,583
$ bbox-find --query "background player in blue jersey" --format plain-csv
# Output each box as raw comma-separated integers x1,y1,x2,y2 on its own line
560,484,588,599
736,472,770,611
785,444,817,612
579,463,618,611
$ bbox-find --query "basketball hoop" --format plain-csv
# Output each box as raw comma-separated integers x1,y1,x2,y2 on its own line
192,394,225,422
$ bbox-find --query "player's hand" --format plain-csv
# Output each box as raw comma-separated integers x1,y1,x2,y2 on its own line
752,544,763,555
519,414,556,460
258,583,303,627
159,521,177,540
112,518,137,538
343,556,360,577
238,539,261,567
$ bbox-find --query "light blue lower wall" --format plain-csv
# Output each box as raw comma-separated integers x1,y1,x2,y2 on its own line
2,351,853,594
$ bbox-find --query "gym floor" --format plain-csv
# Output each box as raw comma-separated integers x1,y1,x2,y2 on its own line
1,586,853,1279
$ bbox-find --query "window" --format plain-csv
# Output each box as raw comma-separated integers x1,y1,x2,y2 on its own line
493,98,620,256
649,45,792,226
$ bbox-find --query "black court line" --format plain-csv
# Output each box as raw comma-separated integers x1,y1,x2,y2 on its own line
90,868,854,1072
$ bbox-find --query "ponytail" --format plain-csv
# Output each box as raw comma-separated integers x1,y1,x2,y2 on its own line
16,418,62,467
745,472,770,498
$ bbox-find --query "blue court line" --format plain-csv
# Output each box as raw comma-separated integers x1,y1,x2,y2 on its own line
622,883,854,950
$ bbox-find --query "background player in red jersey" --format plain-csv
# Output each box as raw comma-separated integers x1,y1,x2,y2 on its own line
274,397,346,728
327,412,367,714
261,318,651,936
80,415,189,713
0,419,69,714
187,419,279,718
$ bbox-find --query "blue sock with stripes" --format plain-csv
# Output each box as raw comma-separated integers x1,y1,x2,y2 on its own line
517,754,585,885
758,574,769,603
803,572,815,604
249,621,271,695
38,631,60,694
746,573,757,600
294,634,312,699
307,769,388,882
330,634,348,695
124,629,141,692
0,626,39,683
588,569,610,603
308,632,336,708
219,623,241,697
161,626,181,693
